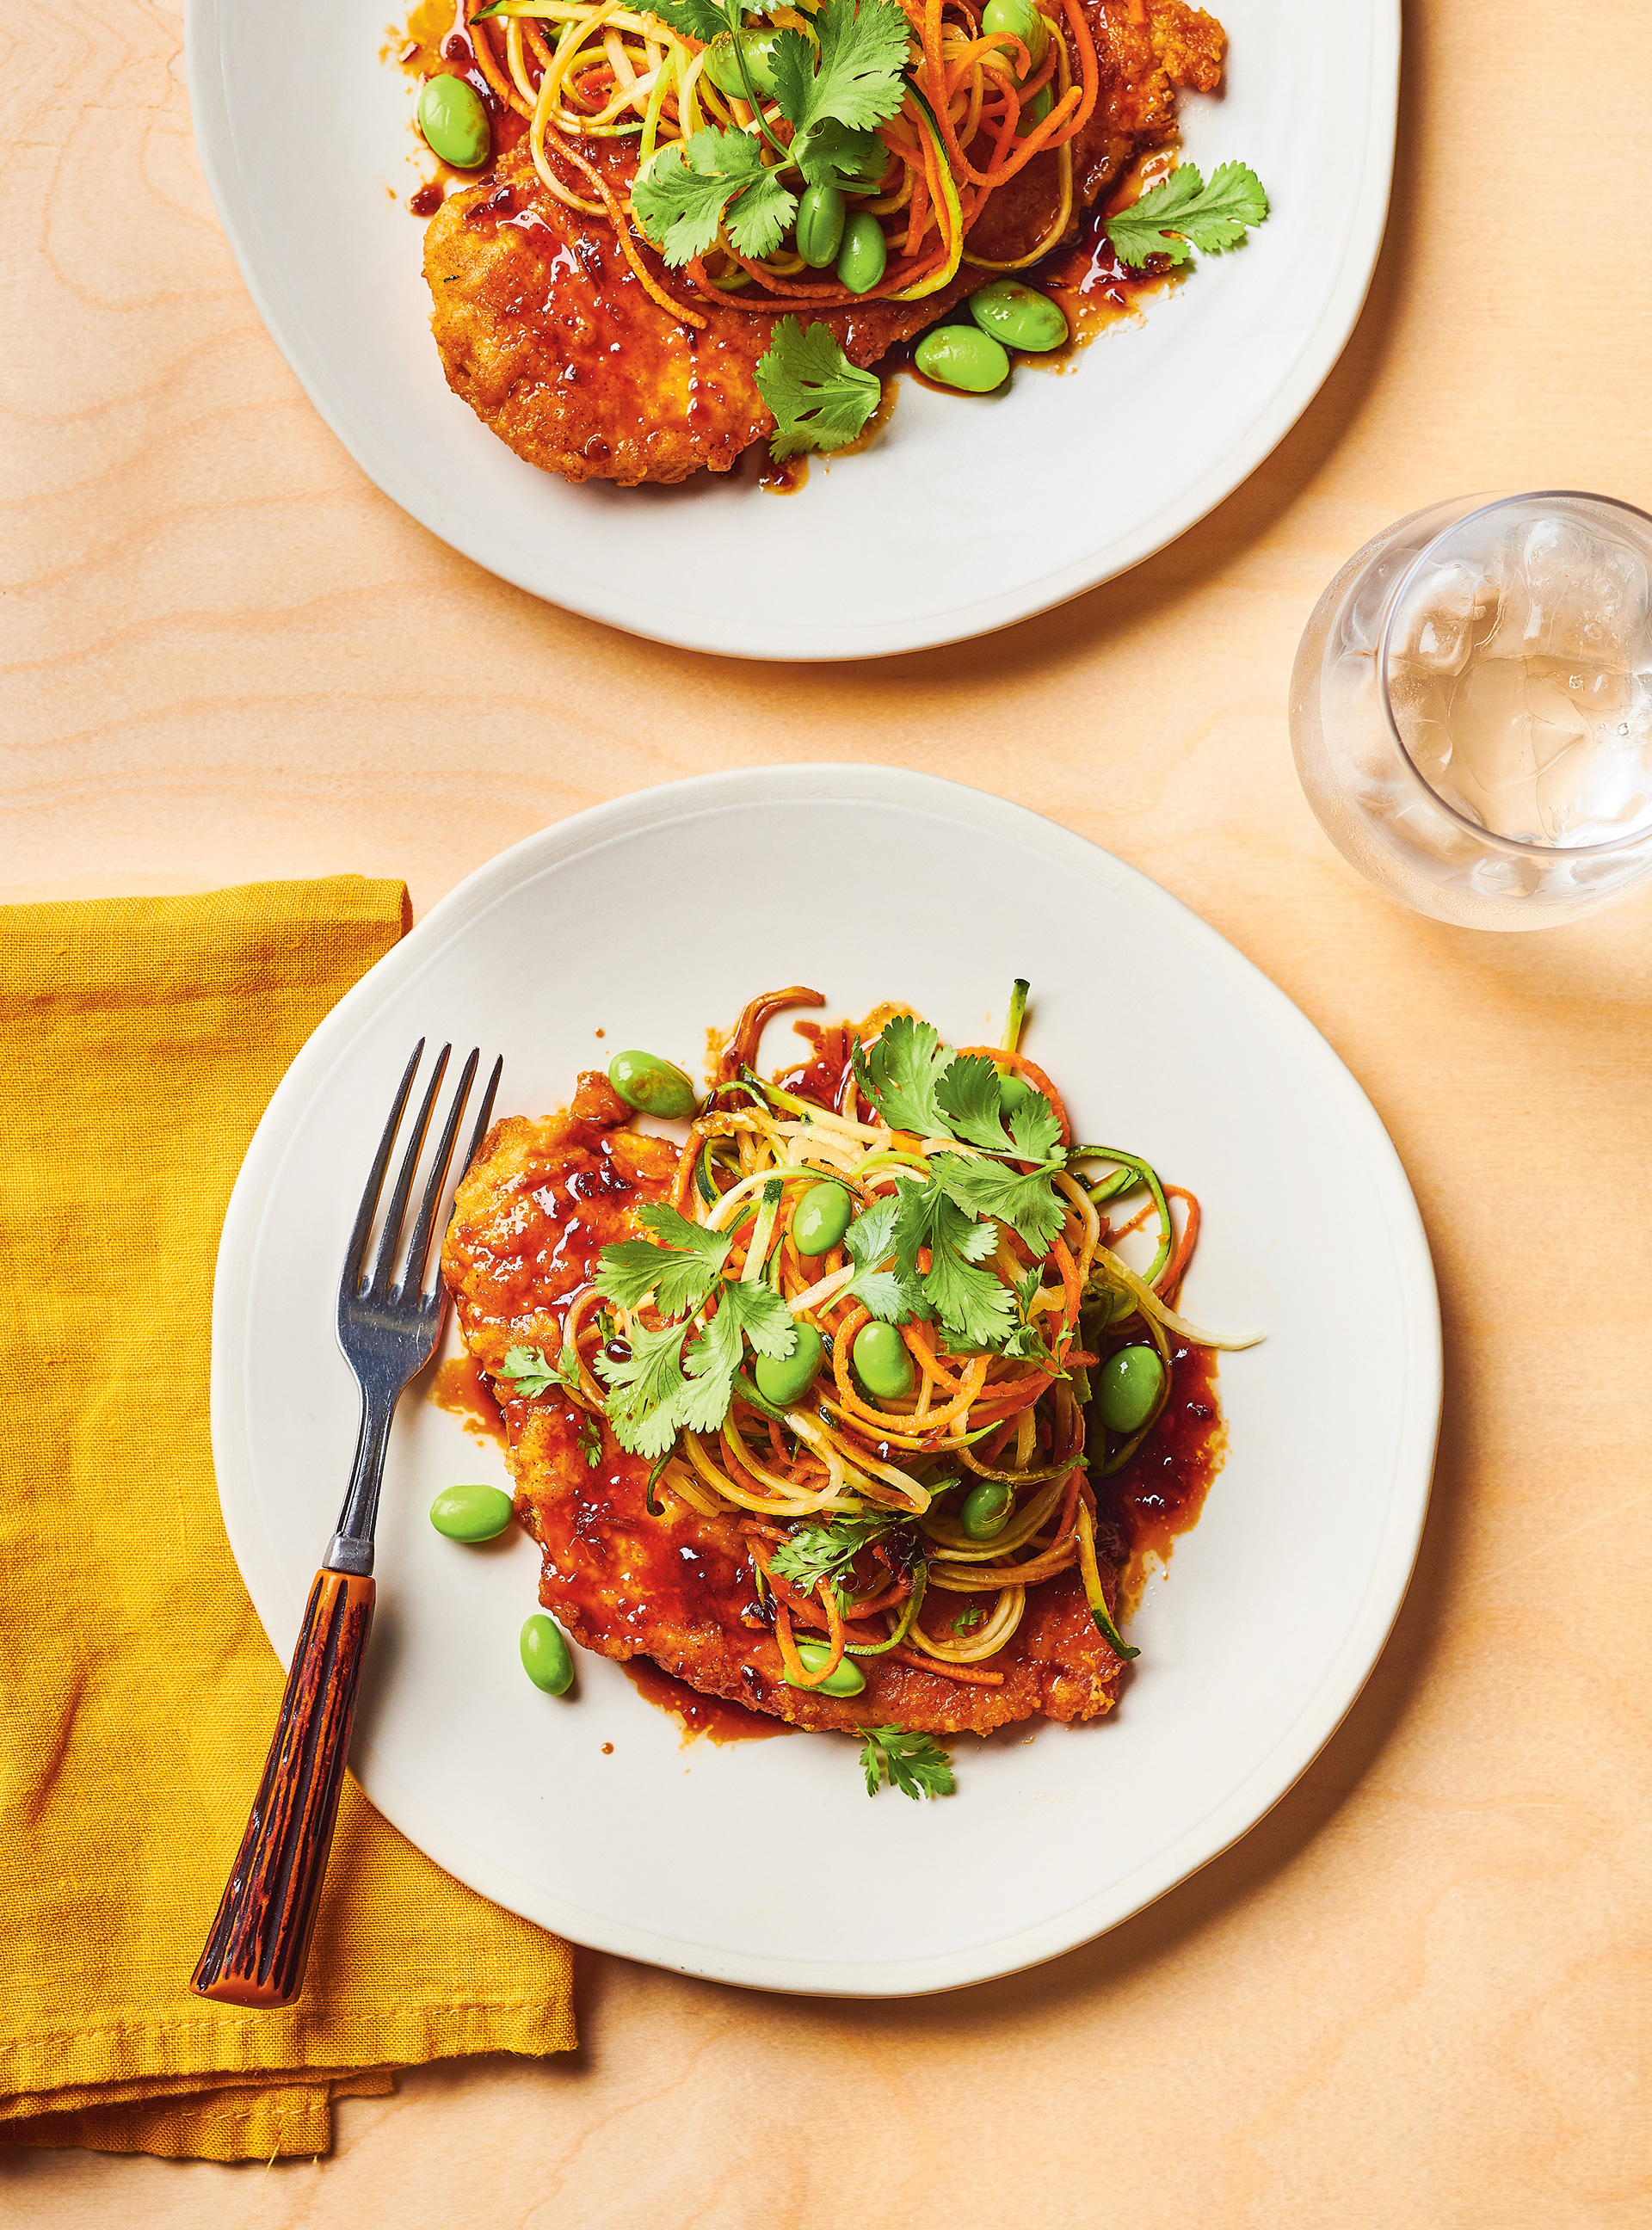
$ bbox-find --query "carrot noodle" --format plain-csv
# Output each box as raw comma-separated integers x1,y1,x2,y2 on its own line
579,989,1258,1695
447,0,1117,325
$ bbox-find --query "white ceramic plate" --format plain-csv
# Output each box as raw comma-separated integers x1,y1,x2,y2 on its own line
212,767,1439,1996
185,3,1397,658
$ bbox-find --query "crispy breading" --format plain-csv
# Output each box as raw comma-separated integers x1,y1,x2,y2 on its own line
423,0,1224,488
441,1079,1127,1735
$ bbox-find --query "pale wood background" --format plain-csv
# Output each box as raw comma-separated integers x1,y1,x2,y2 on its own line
7,0,1652,2222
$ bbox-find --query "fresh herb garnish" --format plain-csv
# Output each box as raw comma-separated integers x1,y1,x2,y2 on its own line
632,127,797,265
950,1606,984,1634
1107,160,1269,269
770,1508,904,1593
499,1342,583,1399
840,1194,920,1321
595,1204,731,1316
754,318,882,459
852,1012,952,1137
594,1278,797,1457
860,1724,956,1799
578,1413,603,1469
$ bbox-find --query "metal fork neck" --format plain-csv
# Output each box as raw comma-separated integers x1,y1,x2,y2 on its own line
324,1383,398,1575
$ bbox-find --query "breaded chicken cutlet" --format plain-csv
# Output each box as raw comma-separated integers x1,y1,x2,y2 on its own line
422,0,1224,488
440,1071,1131,1734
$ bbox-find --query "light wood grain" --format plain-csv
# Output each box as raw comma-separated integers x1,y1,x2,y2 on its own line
6,0,1652,2221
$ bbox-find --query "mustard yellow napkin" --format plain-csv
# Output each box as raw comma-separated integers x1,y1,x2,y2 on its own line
0,878,574,2162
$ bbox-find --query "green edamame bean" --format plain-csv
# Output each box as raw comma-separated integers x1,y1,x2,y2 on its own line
983,0,1049,73
971,278,1069,354
792,1180,853,1257
608,1048,696,1118
755,1321,824,1408
836,213,888,295
1098,1346,1166,1435
795,183,846,269
429,1482,514,1542
998,1069,1033,1116
853,1320,915,1401
521,1613,575,1694
784,1639,866,1696
961,1478,1013,1539
914,323,1010,394
1014,83,1053,135
704,28,783,99
417,74,491,170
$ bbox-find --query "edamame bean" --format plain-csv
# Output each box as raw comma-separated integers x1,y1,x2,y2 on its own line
755,1321,824,1408
961,1478,1013,1539
983,0,1049,72
704,28,783,98
429,1482,514,1542
792,1180,852,1257
971,278,1069,354
1098,1346,1166,1435
914,323,1010,394
998,1069,1033,1116
796,184,846,269
521,1613,575,1694
608,1048,697,1118
417,74,491,170
853,1319,915,1400
784,1639,866,1696
836,213,888,294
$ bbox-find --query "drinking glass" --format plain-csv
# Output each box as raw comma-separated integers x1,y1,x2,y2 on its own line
1289,490,1652,928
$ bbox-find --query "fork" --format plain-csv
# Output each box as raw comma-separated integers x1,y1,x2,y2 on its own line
191,1040,502,2008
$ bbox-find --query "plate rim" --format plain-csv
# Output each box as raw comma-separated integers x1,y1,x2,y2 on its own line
211,765,1441,1997
182,3,1402,662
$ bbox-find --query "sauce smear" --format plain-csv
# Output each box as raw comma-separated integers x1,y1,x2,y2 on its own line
428,1352,508,1447
622,1660,791,1743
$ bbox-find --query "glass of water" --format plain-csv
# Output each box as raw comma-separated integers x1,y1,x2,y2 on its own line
1289,490,1652,927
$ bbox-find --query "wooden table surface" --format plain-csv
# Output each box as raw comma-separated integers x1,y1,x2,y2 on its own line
8,1,1652,2222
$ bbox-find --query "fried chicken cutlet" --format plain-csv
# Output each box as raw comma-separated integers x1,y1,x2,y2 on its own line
422,0,1224,489
440,1070,1130,1734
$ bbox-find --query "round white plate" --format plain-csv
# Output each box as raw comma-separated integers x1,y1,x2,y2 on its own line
185,3,1397,658
213,767,1439,1995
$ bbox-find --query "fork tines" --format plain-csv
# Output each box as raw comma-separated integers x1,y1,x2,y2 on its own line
341,1043,502,1312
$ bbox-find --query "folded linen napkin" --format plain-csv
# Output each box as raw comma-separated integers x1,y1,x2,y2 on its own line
0,878,575,2161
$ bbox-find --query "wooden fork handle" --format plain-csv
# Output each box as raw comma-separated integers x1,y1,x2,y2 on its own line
191,1569,375,2007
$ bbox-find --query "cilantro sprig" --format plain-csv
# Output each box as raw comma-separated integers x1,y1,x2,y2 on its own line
754,318,881,459
1107,160,1269,270
499,1342,583,1399
770,1508,906,1593
860,1725,955,1799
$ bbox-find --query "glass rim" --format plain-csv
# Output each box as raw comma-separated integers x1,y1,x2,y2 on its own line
1376,488,1652,861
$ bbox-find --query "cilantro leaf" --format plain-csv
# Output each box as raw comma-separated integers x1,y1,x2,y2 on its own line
935,1152,1067,1253
922,1194,1014,1347
499,1343,583,1399
755,317,881,459
934,1053,1010,1154
595,1208,731,1317
853,1013,952,1137
771,1508,904,1593
951,1606,984,1634
860,1725,956,1800
595,1319,694,1458
1107,159,1269,270
632,129,794,268
1007,1087,1063,1167
578,1412,603,1469
792,119,884,193
639,0,747,42
772,0,910,135
842,1194,920,1321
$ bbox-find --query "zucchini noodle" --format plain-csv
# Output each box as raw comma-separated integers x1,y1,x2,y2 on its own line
603,987,1257,1684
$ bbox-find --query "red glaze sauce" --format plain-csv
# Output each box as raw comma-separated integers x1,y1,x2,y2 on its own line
428,1351,508,1446
1101,1340,1225,1613
622,1660,791,1743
